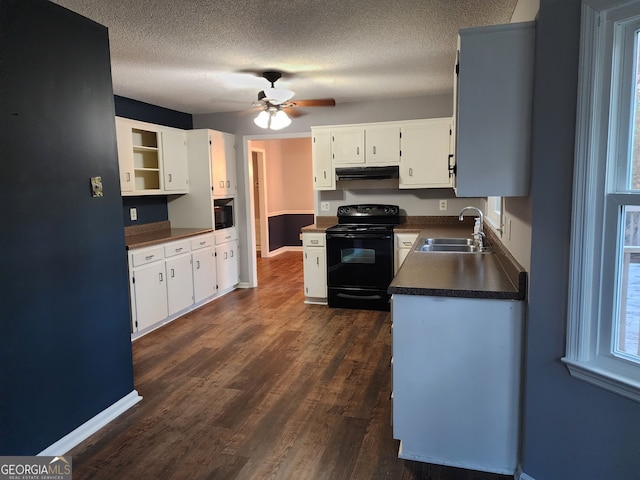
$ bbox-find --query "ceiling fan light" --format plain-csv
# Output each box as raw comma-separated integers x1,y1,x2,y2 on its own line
269,110,291,130
254,110,270,129
262,87,295,104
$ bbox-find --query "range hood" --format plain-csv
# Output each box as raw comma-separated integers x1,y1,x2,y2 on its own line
335,165,399,181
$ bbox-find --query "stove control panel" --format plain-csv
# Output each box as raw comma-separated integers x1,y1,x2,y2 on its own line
337,204,399,217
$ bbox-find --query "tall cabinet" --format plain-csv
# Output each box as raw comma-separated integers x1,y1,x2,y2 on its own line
452,21,535,197
167,129,239,294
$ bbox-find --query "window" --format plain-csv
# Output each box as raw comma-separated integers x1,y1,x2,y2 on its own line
486,196,503,234
564,0,640,401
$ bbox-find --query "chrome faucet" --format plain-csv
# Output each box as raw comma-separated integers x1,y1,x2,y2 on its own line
459,206,485,249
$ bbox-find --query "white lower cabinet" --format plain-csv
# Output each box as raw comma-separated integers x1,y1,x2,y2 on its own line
302,232,327,303
166,254,194,316
215,228,239,293
128,232,222,335
394,232,419,274
391,293,523,475
192,247,216,303
130,261,168,332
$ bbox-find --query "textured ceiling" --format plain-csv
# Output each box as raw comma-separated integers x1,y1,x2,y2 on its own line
50,0,518,115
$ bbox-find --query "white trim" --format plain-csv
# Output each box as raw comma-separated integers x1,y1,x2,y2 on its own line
262,246,303,257
564,0,640,402
241,132,312,289
519,473,536,480
38,390,142,456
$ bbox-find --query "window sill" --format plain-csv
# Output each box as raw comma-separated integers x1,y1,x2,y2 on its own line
562,356,640,403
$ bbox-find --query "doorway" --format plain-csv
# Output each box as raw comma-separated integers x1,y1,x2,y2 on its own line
251,148,268,257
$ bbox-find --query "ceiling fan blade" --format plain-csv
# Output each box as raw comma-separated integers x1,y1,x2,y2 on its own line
283,107,305,118
290,98,336,107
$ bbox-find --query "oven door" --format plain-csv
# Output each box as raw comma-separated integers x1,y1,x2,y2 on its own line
326,232,394,310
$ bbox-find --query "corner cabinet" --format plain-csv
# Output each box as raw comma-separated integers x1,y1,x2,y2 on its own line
311,119,452,191
452,21,535,197
399,119,452,189
302,232,327,304
115,117,189,196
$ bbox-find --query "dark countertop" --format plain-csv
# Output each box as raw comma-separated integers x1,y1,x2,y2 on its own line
388,224,526,301
124,221,213,250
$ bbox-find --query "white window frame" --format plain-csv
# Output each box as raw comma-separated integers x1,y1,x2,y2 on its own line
486,196,503,235
564,0,640,402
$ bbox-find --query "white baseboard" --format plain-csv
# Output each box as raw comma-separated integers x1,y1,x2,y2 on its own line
264,246,303,257
38,390,142,456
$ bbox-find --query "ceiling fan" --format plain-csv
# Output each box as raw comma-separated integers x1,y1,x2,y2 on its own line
253,71,336,130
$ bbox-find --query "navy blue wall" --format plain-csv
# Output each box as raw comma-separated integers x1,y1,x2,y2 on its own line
268,214,314,251
523,1,640,478
114,95,193,130
0,0,135,454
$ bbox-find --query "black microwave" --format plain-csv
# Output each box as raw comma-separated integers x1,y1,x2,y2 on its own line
214,198,234,230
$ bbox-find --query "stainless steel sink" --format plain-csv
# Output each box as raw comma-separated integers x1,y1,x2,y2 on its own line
415,238,492,253
423,237,474,246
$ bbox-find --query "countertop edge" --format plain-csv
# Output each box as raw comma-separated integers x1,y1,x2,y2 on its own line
125,228,214,250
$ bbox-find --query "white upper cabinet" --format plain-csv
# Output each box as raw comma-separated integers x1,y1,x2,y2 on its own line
365,125,400,164
311,119,451,191
452,21,535,197
332,128,365,165
161,129,189,192
210,130,236,198
399,119,452,189
311,130,334,190
115,117,189,196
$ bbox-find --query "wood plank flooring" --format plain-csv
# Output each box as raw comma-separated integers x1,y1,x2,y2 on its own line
68,251,511,480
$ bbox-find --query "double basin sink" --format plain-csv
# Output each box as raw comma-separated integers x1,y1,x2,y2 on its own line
416,237,492,254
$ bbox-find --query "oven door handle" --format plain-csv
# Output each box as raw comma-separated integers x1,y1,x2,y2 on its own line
337,293,385,300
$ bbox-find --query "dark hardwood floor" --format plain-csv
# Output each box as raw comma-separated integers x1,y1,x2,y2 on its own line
69,251,511,480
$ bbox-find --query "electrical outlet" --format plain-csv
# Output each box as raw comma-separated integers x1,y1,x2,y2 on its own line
321,202,330,212
130,207,138,221
439,199,447,211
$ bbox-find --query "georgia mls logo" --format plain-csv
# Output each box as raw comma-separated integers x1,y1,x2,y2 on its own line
0,456,72,480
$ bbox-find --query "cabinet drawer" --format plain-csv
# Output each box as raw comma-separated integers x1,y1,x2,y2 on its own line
215,227,237,245
303,232,325,247
191,234,214,250
164,239,191,257
131,246,164,267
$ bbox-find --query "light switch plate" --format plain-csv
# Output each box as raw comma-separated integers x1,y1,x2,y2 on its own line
90,176,103,197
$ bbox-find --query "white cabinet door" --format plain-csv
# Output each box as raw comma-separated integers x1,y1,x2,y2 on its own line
161,130,189,192
166,254,194,315
210,131,236,197
365,125,400,164
399,119,452,188
192,247,216,303
303,249,327,299
332,128,365,165
115,118,135,193
132,262,168,332
216,240,239,292
311,129,334,190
